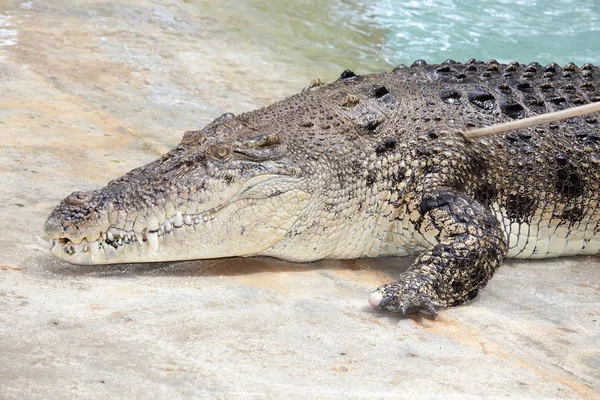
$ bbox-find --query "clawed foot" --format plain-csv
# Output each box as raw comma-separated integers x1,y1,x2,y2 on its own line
368,281,442,317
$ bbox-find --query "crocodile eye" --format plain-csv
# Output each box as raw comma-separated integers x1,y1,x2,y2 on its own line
216,146,229,159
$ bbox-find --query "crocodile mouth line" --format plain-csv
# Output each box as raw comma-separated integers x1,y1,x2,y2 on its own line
39,203,229,259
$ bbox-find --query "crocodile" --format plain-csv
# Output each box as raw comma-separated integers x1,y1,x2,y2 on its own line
42,59,600,316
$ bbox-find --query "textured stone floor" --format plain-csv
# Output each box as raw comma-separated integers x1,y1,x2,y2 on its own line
0,1,599,399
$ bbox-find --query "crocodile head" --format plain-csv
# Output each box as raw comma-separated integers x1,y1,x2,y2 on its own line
43,73,406,265
43,108,323,265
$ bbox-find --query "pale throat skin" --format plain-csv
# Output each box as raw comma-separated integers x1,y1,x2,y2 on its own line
44,59,600,316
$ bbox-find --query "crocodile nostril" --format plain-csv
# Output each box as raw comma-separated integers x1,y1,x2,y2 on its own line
65,191,91,206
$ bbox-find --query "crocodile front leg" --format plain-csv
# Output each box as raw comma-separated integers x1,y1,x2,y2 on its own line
369,188,508,316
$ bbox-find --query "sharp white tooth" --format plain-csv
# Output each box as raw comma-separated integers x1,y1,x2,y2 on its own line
77,238,88,253
73,243,82,255
165,221,172,233
117,238,123,246
134,232,143,246
89,241,99,256
194,217,200,225
102,232,107,241
202,215,209,223
147,231,159,252
174,212,183,227
184,215,192,225
36,236,54,250
107,231,115,242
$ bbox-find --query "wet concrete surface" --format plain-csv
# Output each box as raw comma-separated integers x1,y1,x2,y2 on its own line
0,1,599,398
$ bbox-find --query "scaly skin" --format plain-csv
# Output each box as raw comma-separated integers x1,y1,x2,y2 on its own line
43,59,600,316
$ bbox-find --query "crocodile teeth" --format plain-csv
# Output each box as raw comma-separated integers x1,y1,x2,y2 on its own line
72,242,82,255
88,241,100,256
107,231,114,242
36,236,54,250
134,232,143,246
174,211,183,228
147,231,159,252
184,215,192,226
165,221,172,233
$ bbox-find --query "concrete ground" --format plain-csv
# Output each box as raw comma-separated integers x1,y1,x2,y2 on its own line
0,1,599,399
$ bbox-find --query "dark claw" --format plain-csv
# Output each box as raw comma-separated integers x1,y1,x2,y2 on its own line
378,296,392,308
374,281,441,317
423,301,438,316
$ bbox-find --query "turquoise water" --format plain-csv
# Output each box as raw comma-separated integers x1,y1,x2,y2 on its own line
198,0,599,82
372,0,600,66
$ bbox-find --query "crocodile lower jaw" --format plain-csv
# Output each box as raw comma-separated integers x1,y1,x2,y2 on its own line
40,204,228,264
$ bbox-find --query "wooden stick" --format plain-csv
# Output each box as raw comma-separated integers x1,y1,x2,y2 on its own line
464,101,600,138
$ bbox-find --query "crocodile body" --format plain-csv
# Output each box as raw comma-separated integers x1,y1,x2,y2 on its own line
44,59,600,315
